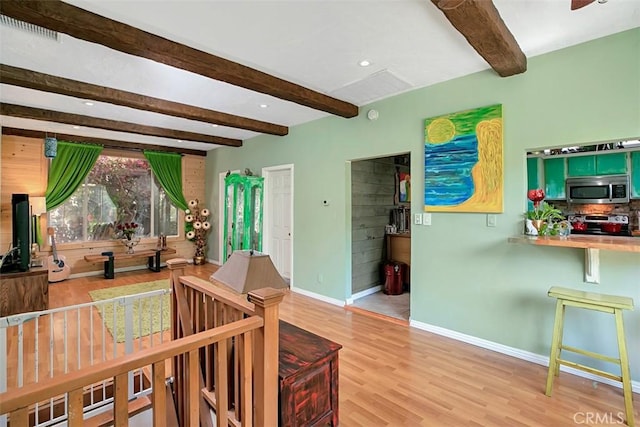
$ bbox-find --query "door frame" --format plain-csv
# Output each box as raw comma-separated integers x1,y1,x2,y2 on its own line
262,164,294,287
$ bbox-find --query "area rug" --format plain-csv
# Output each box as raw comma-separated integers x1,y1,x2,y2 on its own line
88,279,171,343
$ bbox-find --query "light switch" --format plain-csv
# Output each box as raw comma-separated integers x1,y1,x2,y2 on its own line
487,214,497,227
414,213,422,225
423,213,432,226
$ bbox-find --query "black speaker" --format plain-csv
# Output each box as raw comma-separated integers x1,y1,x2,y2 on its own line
12,193,31,271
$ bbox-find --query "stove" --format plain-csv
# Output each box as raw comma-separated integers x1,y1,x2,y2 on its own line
567,214,631,237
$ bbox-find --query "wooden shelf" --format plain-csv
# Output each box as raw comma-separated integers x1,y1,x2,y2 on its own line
508,235,640,284
508,235,640,253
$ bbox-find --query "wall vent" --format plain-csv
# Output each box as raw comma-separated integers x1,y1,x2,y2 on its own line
0,15,59,41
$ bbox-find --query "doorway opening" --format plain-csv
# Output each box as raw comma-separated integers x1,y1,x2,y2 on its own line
349,153,410,322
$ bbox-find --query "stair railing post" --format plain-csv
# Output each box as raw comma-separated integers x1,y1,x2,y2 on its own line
166,258,188,425
247,288,284,427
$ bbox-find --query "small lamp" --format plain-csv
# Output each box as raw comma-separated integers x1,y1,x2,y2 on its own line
44,137,57,158
211,250,288,294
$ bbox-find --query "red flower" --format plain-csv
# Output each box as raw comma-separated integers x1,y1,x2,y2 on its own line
527,189,545,208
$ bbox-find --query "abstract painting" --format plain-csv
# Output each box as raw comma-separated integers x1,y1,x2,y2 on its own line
424,104,503,213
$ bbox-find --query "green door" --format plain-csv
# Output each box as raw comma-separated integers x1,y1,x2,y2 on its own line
567,155,596,177
544,158,566,199
631,151,640,198
596,153,628,175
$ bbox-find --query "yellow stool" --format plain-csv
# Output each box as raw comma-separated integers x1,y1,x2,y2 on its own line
545,286,635,427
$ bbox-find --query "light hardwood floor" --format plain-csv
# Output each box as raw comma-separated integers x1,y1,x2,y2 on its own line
8,263,639,426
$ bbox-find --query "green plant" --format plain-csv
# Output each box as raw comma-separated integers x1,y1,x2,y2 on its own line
527,201,564,222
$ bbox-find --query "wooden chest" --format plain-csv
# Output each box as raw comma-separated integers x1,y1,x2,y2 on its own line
279,321,342,427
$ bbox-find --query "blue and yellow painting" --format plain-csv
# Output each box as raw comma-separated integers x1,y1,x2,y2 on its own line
424,104,503,213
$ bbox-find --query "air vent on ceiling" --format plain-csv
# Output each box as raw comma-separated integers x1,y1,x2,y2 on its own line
330,69,413,106
0,15,59,41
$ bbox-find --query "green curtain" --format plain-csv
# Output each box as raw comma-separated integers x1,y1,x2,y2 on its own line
45,141,103,211
143,151,188,210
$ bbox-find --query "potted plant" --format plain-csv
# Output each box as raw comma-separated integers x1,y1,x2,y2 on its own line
526,189,565,235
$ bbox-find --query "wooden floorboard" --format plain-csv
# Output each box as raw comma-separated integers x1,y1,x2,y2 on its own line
4,262,639,426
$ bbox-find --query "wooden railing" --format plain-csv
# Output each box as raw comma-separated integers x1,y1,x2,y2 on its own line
0,259,284,427
167,259,283,427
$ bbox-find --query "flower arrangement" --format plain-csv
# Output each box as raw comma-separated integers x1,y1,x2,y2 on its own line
116,222,139,240
526,189,564,222
526,189,565,235
185,199,211,260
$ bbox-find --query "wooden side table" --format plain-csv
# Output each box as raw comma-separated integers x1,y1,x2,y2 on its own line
279,321,342,427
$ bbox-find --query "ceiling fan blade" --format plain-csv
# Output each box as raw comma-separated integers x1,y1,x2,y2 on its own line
571,0,596,10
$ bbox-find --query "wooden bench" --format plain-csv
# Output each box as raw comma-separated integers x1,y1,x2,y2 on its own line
84,248,177,279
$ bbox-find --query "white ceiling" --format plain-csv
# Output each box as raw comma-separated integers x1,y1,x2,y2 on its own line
1,0,639,152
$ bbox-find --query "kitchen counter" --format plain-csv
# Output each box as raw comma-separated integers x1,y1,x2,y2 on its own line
508,234,640,253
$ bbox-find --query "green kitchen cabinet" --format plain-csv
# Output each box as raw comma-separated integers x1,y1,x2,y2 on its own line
527,157,541,210
567,155,597,177
222,173,264,262
543,157,566,199
596,153,628,175
567,153,627,176
527,157,541,190
631,151,640,198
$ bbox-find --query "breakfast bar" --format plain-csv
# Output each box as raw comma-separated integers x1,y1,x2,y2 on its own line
508,235,640,283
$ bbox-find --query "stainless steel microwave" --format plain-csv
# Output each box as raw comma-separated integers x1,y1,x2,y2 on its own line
565,174,629,204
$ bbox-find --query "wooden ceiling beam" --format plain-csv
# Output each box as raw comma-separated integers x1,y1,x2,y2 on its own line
0,103,242,147
0,1,359,118
1,127,207,156
431,0,527,77
0,64,288,136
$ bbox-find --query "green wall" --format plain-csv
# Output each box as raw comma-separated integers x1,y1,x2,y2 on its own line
206,29,640,380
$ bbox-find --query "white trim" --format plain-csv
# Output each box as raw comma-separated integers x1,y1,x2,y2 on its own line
345,285,383,305
291,287,344,307
410,319,640,394
207,257,220,266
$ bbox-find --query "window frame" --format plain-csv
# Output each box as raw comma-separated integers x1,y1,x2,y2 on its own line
48,148,185,250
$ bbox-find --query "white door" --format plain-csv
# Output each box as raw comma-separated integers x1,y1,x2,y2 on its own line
263,166,293,280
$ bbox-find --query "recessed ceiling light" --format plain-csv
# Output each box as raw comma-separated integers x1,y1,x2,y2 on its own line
359,60,371,67
72,125,80,129
259,104,269,109
211,124,219,127
177,140,183,143
83,101,94,106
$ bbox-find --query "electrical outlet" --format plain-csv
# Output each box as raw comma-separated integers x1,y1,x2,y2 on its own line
414,213,422,225
487,214,497,227
423,213,432,226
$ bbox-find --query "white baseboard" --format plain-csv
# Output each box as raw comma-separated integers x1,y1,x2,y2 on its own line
410,319,640,394
290,287,344,307
346,285,383,305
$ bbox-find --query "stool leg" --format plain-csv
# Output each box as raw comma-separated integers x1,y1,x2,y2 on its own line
546,299,565,396
614,308,635,427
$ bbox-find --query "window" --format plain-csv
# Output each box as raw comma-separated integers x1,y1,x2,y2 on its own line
49,154,179,243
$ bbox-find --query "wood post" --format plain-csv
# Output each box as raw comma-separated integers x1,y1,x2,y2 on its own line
167,258,187,423
247,288,284,427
